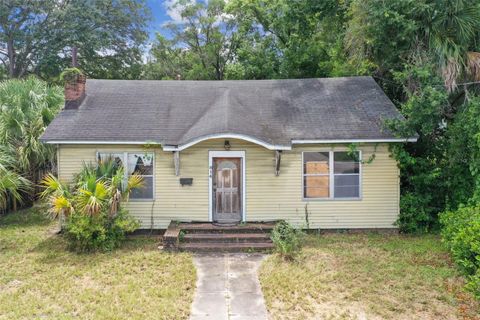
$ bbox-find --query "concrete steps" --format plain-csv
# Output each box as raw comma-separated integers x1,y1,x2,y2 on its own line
163,221,277,253
183,233,271,243
178,222,276,234
177,241,274,253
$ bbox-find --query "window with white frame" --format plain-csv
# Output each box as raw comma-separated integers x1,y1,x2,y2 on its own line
97,152,154,200
303,151,360,199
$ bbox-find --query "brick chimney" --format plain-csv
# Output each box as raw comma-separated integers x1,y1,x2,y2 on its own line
64,73,86,109
64,47,86,109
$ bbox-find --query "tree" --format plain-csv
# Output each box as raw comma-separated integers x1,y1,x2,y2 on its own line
0,0,150,80
143,34,193,80
341,0,480,231
226,0,356,79
145,0,240,80
426,0,480,91
345,0,480,91
0,77,63,208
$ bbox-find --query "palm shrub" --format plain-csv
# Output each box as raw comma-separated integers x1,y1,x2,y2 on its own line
40,159,143,252
0,77,63,211
271,221,305,261
0,147,32,211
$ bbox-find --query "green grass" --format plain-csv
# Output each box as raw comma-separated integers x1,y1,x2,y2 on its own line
260,233,480,320
0,206,196,320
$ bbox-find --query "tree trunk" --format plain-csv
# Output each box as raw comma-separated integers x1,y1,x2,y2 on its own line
7,37,16,77
58,213,65,234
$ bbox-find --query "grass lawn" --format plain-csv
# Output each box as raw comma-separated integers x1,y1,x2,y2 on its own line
260,233,480,320
0,206,196,320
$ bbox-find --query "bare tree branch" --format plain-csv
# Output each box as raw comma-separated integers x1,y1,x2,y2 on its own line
0,55,7,68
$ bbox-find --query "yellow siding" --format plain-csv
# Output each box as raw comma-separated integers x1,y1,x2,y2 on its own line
57,139,399,229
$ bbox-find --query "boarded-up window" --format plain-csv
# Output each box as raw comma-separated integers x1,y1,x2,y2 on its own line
303,152,330,198
303,151,360,199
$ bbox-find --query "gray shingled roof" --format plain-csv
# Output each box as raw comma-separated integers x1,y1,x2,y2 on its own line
41,77,409,149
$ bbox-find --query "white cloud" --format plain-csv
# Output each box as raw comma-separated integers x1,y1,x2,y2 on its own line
163,0,197,24
161,0,233,29
142,43,153,63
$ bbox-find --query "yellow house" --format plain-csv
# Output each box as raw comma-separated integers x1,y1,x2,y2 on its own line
41,77,416,231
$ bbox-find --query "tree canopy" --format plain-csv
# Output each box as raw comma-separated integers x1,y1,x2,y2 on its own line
145,0,240,80
0,0,151,80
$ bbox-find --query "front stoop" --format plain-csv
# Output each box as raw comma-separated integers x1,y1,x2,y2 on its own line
162,221,276,253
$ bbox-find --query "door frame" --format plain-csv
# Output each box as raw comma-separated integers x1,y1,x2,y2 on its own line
208,151,246,222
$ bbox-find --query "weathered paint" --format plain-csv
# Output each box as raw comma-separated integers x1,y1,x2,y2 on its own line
57,139,400,229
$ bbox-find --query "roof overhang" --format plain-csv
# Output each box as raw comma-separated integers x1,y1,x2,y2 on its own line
162,133,292,151
42,140,162,145
42,136,417,149
291,137,418,144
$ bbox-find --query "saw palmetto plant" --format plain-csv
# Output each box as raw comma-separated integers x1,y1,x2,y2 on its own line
40,159,144,221
0,77,63,211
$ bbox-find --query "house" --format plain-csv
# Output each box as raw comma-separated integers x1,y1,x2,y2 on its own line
41,76,416,230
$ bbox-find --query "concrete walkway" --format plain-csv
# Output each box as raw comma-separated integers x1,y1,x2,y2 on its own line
190,253,268,320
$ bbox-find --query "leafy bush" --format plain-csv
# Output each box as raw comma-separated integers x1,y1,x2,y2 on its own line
396,192,436,233
467,269,480,300
65,208,139,252
60,67,84,83
271,221,304,260
440,205,480,298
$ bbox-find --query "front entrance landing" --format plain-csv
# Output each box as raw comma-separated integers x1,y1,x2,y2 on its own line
190,253,268,320
163,222,276,252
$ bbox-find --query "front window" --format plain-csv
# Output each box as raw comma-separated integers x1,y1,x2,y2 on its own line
127,153,154,199
333,152,360,198
303,152,330,198
303,151,360,199
97,152,154,200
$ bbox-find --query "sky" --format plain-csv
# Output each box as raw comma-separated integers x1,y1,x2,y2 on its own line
145,0,169,38
146,0,188,39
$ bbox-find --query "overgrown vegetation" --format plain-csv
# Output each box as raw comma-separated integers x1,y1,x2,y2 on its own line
260,234,480,319
60,67,84,83
271,221,304,261
0,207,195,319
63,208,138,252
40,159,143,252
0,77,63,213
440,206,480,299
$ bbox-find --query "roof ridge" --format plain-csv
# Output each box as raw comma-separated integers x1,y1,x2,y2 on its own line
85,76,373,83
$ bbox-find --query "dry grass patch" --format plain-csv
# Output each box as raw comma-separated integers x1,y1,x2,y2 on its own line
0,207,196,320
260,233,480,320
